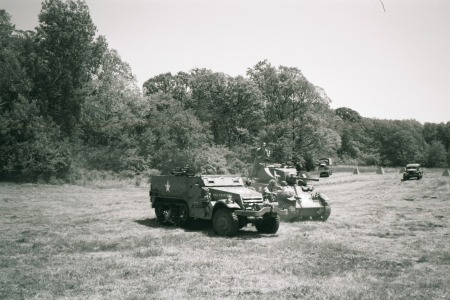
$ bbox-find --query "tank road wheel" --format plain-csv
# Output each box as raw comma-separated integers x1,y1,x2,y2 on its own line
213,208,239,237
255,215,280,234
155,203,168,224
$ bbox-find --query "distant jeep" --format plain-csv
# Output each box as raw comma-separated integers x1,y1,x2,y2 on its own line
403,163,423,180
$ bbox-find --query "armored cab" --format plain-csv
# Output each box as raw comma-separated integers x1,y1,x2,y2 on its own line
318,158,333,177
149,167,287,236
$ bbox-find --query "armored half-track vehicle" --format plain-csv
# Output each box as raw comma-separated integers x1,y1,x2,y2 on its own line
249,164,331,221
149,166,287,236
318,158,333,177
403,163,423,180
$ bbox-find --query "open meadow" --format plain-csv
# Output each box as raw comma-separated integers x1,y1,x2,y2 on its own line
1,169,449,299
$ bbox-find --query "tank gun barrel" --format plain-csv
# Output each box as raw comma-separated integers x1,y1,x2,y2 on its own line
299,177,319,181
285,174,319,185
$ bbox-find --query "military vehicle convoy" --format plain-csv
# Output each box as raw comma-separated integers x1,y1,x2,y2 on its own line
249,163,331,221
149,166,287,236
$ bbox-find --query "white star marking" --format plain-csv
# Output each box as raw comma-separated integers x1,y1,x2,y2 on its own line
165,181,171,192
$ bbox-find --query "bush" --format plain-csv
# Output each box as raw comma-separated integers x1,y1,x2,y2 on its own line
0,97,72,182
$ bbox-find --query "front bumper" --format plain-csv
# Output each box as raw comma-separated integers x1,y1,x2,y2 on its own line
235,206,288,217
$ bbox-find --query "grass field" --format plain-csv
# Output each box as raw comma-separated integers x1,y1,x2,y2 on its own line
1,169,449,299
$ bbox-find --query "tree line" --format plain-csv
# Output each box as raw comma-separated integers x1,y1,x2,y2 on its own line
1,0,449,183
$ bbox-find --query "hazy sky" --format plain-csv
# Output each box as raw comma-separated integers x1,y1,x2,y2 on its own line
2,0,449,124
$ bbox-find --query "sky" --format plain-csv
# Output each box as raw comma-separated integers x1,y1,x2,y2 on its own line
2,0,449,124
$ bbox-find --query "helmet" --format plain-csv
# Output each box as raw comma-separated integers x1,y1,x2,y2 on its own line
280,180,287,186
268,179,276,186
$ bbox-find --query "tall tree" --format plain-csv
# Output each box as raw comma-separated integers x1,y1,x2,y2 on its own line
33,0,104,135
367,120,425,166
0,11,32,111
143,71,191,104
144,69,265,147
426,141,447,168
140,94,212,173
247,60,336,161
81,47,140,146
335,107,362,123
217,76,264,147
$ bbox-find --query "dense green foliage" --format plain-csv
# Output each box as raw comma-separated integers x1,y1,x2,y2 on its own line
1,1,449,182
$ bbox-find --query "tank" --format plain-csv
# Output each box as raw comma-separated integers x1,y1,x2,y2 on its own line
249,163,331,221
274,174,331,221
149,166,287,236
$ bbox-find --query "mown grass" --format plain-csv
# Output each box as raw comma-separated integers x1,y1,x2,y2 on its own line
0,170,449,299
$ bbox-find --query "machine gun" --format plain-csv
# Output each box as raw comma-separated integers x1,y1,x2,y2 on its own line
171,164,195,176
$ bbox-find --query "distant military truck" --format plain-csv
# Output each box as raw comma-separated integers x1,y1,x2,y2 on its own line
149,167,287,236
403,163,423,180
318,158,332,177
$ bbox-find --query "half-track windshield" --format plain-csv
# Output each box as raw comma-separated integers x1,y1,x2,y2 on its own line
201,175,244,187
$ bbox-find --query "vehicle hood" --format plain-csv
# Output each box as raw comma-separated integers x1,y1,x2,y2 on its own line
208,186,263,200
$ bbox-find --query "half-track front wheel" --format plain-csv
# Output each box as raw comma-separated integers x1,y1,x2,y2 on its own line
255,215,280,234
213,208,239,237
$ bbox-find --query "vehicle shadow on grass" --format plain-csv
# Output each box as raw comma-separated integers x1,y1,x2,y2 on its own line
134,218,279,239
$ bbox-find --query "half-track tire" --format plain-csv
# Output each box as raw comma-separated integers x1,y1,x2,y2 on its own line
255,215,280,234
213,208,239,237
